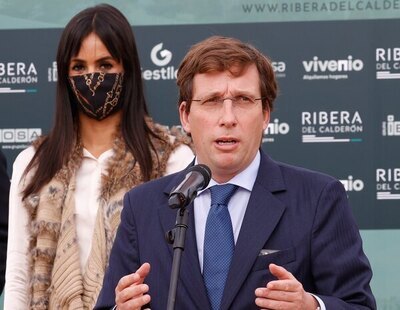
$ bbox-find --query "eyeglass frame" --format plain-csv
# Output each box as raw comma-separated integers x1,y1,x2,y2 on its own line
190,95,265,109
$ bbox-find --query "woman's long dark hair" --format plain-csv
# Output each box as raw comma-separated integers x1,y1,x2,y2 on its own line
22,4,161,199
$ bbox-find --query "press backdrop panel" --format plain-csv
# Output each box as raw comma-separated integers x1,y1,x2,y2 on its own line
1,19,399,227
0,18,399,307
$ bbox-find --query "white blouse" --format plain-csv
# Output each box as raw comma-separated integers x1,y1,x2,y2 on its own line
4,143,194,310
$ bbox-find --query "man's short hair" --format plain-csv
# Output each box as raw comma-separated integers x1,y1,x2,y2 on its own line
177,36,278,112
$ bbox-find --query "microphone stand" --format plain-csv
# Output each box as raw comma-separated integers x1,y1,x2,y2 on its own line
165,164,211,310
165,206,189,310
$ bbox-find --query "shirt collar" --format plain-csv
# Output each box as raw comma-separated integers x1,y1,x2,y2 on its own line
82,148,114,161
195,150,261,193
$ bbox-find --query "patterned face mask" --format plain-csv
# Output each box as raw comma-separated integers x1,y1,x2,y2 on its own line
68,72,124,121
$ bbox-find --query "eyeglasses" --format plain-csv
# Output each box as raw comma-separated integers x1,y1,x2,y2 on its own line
191,95,264,110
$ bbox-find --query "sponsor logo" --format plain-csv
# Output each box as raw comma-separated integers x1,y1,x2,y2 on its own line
262,118,290,143
0,128,42,150
272,61,286,78
376,168,400,200
48,61,58,82
301,110,363,143
142,43,177,81
302,55,363,80
382,115,400,136
150,43,172,67
340,175,364,192
0,61,38,93
376,47,400,79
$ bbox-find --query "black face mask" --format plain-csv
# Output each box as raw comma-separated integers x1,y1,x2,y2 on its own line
68,72,124,121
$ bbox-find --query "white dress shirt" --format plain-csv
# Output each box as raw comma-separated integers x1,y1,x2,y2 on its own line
194,151,260,272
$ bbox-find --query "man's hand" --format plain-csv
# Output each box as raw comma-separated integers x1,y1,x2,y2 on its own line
254,263,319,310
115,262,151,310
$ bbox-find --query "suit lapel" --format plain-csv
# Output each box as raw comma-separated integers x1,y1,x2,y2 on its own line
158,170,210,309
221,151,287,310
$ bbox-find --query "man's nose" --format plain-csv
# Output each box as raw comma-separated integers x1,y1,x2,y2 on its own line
219,100,237,127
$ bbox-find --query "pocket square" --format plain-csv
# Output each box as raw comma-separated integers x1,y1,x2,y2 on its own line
259,249,280,256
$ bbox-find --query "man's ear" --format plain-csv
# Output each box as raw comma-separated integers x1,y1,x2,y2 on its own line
179,101,191,134
262,107,270,131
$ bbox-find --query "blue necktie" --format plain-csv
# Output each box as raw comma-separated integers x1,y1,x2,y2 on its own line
203,184,238,310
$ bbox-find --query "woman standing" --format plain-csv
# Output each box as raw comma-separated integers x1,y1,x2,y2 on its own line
5,4,193,309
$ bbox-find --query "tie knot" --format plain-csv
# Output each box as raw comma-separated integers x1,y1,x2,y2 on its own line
210,184,238,206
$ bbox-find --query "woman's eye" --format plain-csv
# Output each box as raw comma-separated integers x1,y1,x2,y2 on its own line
71,64,85,72
100,63,113,71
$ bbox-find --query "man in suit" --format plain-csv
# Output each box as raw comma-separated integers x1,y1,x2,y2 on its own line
0,150,10,293
96,36,376,310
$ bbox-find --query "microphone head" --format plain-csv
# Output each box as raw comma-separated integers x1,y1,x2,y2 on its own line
168,164,212,209
189,164,212,190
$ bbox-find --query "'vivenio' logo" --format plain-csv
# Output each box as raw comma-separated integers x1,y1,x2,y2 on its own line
303,56,363,81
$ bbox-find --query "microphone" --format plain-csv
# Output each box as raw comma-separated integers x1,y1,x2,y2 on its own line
168,164,212,209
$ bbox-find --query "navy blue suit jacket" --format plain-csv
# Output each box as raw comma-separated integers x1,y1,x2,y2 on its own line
96,151,376,309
